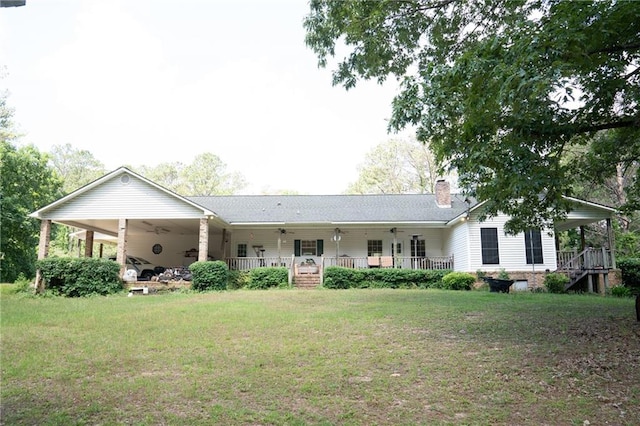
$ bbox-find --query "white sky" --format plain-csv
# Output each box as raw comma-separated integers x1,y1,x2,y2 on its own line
1,0,410,194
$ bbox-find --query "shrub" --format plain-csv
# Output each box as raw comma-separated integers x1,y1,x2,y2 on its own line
247,267,289,289
441,272,475,290
323,267,364,289
190,261,228,291
323,267,450,289
617,258,640,289
228,270,251,290
544,273,569,294
497,268,510,280
611,285,632,298
12,273,33,293
36,257,123,297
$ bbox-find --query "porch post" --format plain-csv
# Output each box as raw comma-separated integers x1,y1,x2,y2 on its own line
34,219,51,294
198,217,209,262
606,218,616,269
84,230,94,258
116,218,128,278
580,226,586,251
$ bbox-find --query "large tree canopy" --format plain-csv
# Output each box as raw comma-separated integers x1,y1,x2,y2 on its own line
305,0,640,233
347,136,445,194
1,94,62,281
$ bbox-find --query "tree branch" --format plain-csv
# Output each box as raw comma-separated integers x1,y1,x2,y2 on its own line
589,42,640,55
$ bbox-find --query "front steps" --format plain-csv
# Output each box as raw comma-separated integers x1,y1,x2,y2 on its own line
294,274,321,289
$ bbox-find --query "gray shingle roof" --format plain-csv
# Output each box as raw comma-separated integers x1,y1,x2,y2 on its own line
188,194,473,225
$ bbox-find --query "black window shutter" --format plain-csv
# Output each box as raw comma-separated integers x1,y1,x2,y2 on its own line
294,240,301,256
317,239,324,256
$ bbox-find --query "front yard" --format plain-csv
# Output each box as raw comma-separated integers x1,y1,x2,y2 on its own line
1,288,639,425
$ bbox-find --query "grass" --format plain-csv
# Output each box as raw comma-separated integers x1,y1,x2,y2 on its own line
1,287,639,425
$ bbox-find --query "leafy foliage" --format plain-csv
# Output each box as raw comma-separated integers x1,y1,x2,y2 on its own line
48,143,106,195
190,261,229,291
441,272,475,291
544,273,569,294
611,285,632,298
617,258,640,289
247,267,289,290
305,0,640,233
323,266,449,289
347,136,449,194
136,152,247,196
228,270,251,290
36,257,122,297
1,99,63,282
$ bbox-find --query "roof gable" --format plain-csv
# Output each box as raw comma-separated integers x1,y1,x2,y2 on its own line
31,167,215,220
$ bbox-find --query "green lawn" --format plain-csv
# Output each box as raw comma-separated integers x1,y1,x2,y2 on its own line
1,288,638,425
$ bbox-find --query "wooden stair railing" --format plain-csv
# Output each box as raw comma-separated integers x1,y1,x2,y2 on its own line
556,248,613,290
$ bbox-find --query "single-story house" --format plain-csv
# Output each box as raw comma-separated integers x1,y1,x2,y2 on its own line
30,167,617,291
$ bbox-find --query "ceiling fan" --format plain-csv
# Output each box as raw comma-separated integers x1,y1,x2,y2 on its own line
142,221,169,234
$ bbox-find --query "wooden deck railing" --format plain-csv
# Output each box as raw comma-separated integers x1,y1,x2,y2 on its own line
556,248,614,271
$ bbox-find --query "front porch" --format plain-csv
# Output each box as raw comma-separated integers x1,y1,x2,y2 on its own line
225,255,455,272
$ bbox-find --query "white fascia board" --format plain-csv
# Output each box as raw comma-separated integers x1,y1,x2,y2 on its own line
562,196,618,213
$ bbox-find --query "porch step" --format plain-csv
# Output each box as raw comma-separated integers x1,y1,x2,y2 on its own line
294,275,321,289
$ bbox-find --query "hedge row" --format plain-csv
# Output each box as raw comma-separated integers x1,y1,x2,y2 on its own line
323,267,454,289
36,257,123,297
192,262,289,291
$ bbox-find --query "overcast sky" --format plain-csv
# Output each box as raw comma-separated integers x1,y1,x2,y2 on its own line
1,0,411,194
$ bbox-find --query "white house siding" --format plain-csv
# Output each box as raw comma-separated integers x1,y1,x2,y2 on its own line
468,214,557,273
228,227,449,261
443,221,470,272
43,174,206,220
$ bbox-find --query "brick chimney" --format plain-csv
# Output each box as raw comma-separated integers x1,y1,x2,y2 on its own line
435,179,451,208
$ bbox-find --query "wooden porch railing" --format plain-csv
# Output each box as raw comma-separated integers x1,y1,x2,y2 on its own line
225,255,454,272
226,256,293,271
556,248,614,291
556,248,614,272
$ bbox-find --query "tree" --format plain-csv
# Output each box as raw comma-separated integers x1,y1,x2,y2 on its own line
178,153,246,196
347,136,445,194
1,95,62,282
136,153,246,196
48,143,106,194
304,0,640,233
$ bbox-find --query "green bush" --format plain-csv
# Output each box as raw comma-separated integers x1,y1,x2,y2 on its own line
617,258,640,289
247,267,289,289
441,272,475,290
36,257,123,297
190,261,228,291
323,267,450,289
323,267,364,289
497,268,510,280
228,270,251,290
611,285,632,298
544,273,569,294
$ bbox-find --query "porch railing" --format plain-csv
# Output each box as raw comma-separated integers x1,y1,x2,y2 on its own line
226,256,293,271
556,248,614,272
226,255,454,271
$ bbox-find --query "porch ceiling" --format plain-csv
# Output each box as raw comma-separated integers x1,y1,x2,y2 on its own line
54,218,225,238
